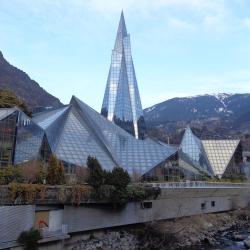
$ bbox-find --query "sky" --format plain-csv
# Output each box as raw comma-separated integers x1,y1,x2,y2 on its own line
0,0,250,110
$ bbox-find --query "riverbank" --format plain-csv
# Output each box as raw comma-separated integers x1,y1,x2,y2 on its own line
68,208,250,250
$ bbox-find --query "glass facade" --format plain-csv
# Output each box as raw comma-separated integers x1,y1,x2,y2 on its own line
179,127,212,174
179,127,243,177
101,11,146,139
14,111,45,164
1,107,242,179
202,139,242,177
0,108,46,166
34,96,177,176
0,109,17,165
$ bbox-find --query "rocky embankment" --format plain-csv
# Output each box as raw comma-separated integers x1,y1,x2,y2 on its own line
69,208,250,250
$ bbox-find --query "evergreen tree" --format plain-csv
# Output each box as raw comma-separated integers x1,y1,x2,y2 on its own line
105,166,130,189
86,156,105,190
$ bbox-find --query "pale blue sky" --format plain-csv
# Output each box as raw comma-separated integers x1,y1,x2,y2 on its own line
0,0,250,110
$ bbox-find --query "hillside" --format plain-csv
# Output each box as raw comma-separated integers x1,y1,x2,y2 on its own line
144,93,250,147
0,89,30,115
0,51,62,110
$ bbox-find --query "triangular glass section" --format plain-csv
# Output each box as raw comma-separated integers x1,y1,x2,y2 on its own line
54,105,117,171
39,134,52,162
33,106,70,152
0,108,17,121
73,96,176,175
114,11,127,51
113,51,134,135
202,140,240,176
14,111,44,164
179,127,212,174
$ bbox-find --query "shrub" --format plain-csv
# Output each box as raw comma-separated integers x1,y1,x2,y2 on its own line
9,183,47,204
105,167,130,189
17,228,41,250
46,155,65,185
0,165,22,184
127,185,161,201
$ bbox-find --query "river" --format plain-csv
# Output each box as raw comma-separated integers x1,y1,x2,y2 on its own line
201,226,250,250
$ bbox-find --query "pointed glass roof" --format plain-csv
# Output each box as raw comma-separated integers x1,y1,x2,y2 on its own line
14,110,45,164
0,108,17,121
73,96,176,174
32,106,69,129
33,96,176,175
202,140,240,176
101,11,146,139
179,127,212,174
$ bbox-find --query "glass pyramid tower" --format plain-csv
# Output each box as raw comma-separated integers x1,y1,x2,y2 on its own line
101,11,146,139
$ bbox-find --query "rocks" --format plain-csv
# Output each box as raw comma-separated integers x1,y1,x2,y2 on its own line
69,209,250,250
244,239,250,249
71,230,138,250
232,233,246,241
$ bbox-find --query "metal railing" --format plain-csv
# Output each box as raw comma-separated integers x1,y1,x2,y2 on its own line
148,181,250,189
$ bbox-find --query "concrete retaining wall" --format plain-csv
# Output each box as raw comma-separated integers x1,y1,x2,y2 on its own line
2,186,250,249
63,187,250,233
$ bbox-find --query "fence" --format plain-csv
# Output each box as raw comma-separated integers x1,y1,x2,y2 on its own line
149,181,250,189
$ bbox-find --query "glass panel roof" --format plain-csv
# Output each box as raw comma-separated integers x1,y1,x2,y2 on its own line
54,106,117,171
0,108,17,121
72,96,176,175
179,127,212,174
14,111,44,164
32,106,69,129
202,140,240,176
33,96,177,175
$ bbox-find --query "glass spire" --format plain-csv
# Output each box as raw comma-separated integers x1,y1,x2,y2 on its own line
101,11,146,139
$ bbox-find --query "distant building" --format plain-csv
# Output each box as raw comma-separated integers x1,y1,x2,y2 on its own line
101,12,146,139
179,127,244,178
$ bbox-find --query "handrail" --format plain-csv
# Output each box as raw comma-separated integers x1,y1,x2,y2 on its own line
148,181,250,189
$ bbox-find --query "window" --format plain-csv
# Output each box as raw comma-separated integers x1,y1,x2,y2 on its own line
201,203,206,210
211,201,215,207
141,201,152,209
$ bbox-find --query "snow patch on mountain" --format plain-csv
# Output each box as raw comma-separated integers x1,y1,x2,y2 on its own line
145,106,155,112
213,93,233,108
215,107,225,113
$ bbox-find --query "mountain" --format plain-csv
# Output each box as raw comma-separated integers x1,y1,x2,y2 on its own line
0,51,62,110
144,93,250,147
